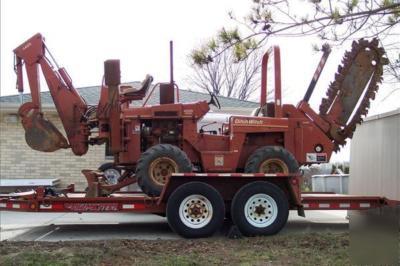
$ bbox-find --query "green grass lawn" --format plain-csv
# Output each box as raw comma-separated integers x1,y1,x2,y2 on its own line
0,232,349,266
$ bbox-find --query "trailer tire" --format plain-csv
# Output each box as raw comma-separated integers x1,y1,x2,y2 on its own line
136,144,192,196
231,181,289,236
245,146,299,174
167,182,225,238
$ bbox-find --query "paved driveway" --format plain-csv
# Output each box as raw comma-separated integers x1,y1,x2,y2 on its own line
0,210,348,241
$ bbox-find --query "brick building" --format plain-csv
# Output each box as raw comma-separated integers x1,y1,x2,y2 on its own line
0,84,258,189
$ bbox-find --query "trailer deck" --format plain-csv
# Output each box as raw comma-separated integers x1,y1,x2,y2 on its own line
0,192,392,212
1,173,397,238
0,174,394,213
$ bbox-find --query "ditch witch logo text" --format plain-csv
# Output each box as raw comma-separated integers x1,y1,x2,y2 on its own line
233,118,264,125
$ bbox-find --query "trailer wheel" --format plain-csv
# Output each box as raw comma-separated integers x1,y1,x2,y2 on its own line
167,182,225,238
245,146,299,174
231,181,289,236
98,163,121,185
136,144,192,196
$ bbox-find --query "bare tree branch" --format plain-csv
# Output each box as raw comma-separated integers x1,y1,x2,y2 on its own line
190,0,400,96
188,49,263,100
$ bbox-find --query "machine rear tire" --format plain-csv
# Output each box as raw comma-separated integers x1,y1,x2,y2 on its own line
166,182,225,238
136,144,192,196
245,146,299,174
231,181,289,236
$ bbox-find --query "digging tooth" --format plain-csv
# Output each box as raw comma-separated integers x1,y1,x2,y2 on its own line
381,57,389,65
370,93,376,100
361,109,368,116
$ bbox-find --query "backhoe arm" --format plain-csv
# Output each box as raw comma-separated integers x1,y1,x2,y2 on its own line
14,33,89,155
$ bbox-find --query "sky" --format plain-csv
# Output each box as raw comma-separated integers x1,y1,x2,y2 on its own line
1,0,399,162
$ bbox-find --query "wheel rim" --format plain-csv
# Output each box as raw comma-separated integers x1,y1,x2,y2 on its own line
149,157,178,185
179,194,213,229
244,193,278,228
103,168,120,185
259,159,289,173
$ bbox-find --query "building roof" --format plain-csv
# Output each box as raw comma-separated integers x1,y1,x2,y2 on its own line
0,82,259,110
363,108,400,122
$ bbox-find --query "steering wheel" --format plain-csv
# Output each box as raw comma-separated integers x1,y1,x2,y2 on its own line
208,92,221,109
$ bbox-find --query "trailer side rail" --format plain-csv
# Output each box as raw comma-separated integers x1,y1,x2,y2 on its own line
301,193,391,210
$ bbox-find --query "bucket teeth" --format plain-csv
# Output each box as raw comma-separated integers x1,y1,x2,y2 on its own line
319,38,387,151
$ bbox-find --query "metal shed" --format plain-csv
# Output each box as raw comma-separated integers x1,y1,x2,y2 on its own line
349,108,400,200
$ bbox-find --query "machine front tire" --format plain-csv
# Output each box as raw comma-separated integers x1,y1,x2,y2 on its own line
136,144,192,196
231,181,289,236
245,146,299,174
166,182,225,238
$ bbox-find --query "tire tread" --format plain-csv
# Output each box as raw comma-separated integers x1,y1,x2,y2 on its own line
245,146,299,173
136,144,192,196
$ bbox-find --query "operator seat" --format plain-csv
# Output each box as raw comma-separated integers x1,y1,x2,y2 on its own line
120,74,153,101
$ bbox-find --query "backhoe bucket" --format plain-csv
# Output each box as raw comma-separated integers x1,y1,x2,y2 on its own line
25,113,69,152
20,109,69,152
